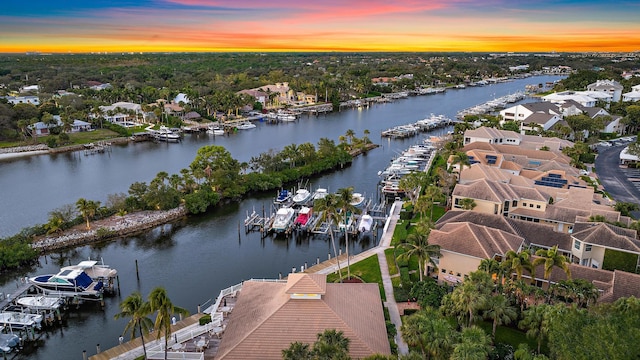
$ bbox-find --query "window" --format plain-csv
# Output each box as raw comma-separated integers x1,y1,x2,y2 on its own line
536,204,541,209
456,273,462,277
523,202,527,207
574,240,581,250
512,200,517,207
585,245,592,252
441,268,446,273
529,203,534,208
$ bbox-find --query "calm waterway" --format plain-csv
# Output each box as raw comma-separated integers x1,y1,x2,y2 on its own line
0,75,563,359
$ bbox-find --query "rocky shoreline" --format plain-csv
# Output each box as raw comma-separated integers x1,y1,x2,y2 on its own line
32,206,188,253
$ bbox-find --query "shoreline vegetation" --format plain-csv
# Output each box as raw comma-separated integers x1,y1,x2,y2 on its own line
0,133,378,271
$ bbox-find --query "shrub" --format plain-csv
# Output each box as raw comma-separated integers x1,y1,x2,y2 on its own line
199,314,212,325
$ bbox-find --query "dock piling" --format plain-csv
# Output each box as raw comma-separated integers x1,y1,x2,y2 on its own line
135,259,140,280
83,350,87,360
96,343,101,353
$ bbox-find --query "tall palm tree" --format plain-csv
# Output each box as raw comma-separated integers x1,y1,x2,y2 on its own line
314,194,344,281
114,292,153,359
478,258,501,284
336,187,360,280
532,245,571,283
147,287,189,360
519,304,552,354
76,198,99,230
502,249,533,282
398,226,441,282
484,294,518,340
450,151,470,177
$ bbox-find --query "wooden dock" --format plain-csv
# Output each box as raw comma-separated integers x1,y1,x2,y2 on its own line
0,281,33,310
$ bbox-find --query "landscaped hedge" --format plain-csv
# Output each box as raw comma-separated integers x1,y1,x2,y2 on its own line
603,248,639,273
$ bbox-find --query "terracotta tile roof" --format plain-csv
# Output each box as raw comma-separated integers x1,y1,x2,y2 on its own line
453,179,549,204
430,222,524,259
571,222,640,253
284,273,327,295
216,276,390,359
436,210,572,251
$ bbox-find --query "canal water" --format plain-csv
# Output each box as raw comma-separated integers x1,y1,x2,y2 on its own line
0,75,563,359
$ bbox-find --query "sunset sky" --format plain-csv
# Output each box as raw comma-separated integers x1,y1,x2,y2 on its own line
2,0,639,53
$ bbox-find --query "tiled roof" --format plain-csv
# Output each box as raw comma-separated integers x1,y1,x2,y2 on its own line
430,222,524,259
523,112,556,125
216,276,390,359
284,273,326,294
571,222,640,253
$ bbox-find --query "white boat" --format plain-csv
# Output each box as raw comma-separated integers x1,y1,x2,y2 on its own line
16,296,64,311
235,121,256,130
358,214,373,233
0,334,20,354
350,193,365,208
29,260,117,297
0,333,19,353
0,312,43,330
292,189,311,204
271,207,296,233
275,189,292,204
207,125,224,136
153,126,181,142
311,188,329,202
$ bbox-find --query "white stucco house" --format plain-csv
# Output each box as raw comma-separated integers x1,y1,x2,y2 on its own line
6,95,40,106
587,80,623,102
98,102,145,124
623,85,640,102
542,91,597,108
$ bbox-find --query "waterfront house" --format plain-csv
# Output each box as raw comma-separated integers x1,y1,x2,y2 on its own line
28,117,92,136
499,102,561,123
215,273,391,359
98,101,145,124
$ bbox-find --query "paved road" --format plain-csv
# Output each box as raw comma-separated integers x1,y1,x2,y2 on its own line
595,145,640,206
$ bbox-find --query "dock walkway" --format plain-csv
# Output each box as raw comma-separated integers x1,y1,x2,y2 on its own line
0,281,33,310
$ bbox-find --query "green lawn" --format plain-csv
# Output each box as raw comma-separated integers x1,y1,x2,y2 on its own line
475,320,546,353
327,254,385,301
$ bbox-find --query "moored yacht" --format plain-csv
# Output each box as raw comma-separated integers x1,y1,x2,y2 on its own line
271,207,296,233
292,188,312,205
235,121,256,130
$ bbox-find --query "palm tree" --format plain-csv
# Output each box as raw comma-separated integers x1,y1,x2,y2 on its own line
451,326,492,360
532,245,571,283
478,258,502,285
314,194,344,281
336,187,360,280
450,151,470,177
76,198,99,230
313,329,350,360
397,226,441,282
282,342,313,360
519,304,552,354
422,185,442,222
484,294,518,340
147,287,189,360
459,198,477,210
114,292,154,359
502,249,533,282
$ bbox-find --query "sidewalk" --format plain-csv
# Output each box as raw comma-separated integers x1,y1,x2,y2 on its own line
305,201,409,355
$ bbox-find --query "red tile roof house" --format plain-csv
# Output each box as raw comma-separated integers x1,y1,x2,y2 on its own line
215,273,391,359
